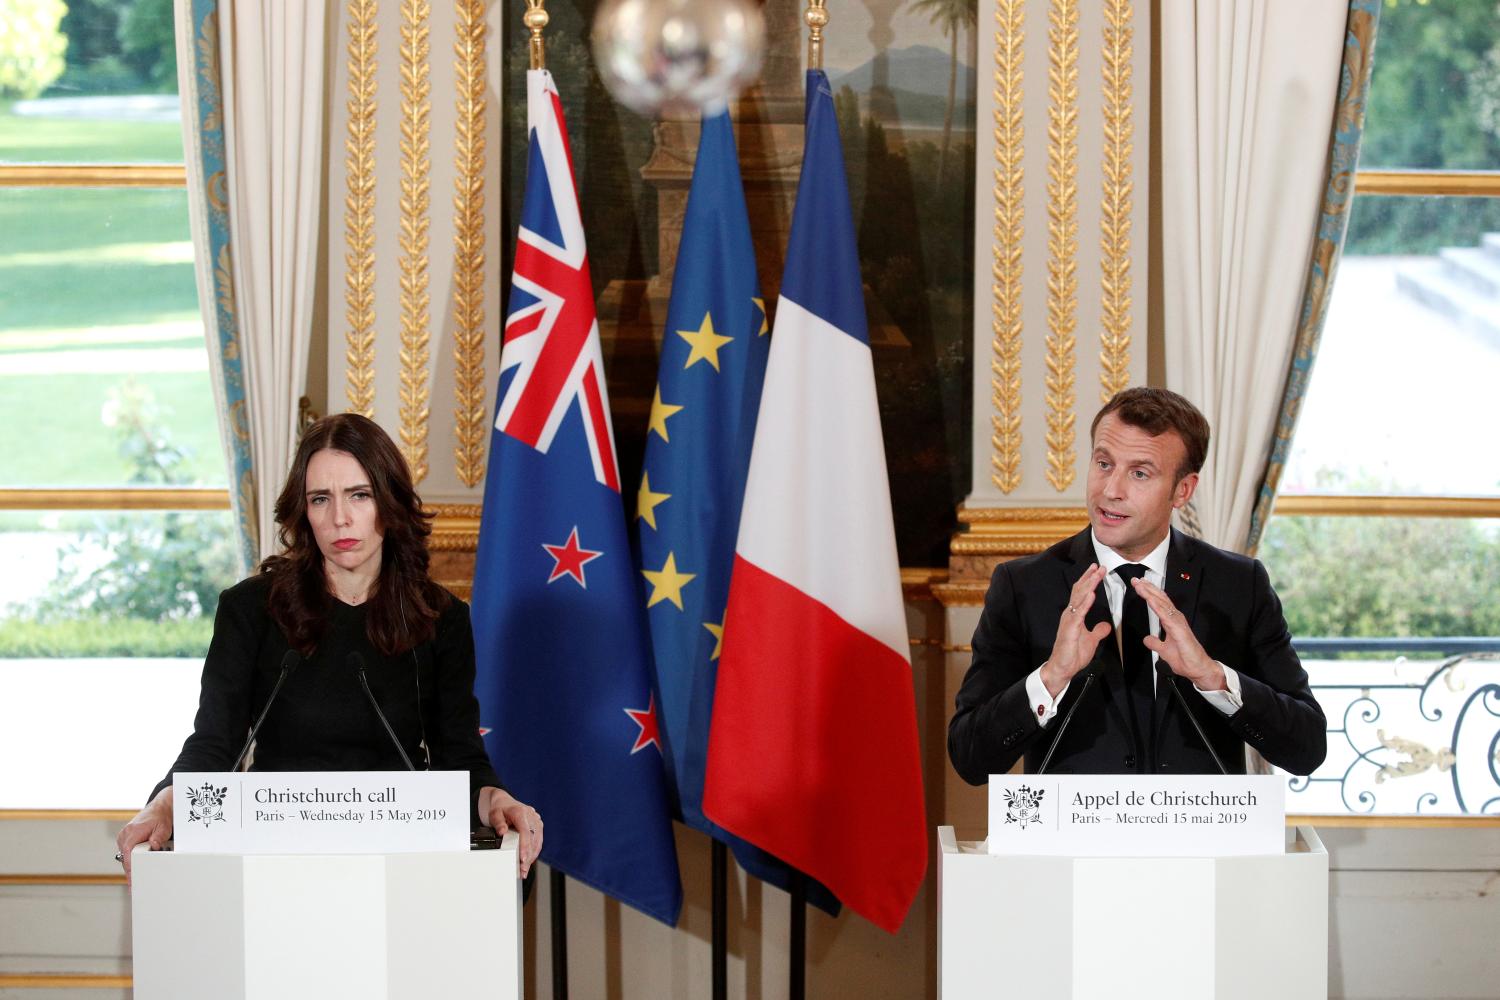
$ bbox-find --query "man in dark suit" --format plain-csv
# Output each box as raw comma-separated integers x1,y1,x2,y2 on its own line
948,388,1326,781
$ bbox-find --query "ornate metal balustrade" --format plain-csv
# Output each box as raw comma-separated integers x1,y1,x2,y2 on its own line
1286,645,1500,816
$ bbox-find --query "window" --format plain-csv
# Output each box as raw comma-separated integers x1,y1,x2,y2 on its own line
1261,1,1500,817
0,1,235,807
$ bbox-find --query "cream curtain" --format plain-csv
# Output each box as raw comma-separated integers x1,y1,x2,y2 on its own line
1159,1,1350,553
176,0,329,568
218,0,329,561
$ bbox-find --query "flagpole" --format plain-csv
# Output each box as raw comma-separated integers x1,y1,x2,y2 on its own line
787,10,825,996
549,867,569,999
711,840,727,1000
526,9,567,991
789,870,807,1000
524,0,548,70
805,0,827,72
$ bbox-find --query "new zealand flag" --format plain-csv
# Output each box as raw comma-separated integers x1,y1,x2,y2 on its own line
471,69,683,925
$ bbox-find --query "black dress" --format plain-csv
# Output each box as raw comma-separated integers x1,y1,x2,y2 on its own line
153,575,502,817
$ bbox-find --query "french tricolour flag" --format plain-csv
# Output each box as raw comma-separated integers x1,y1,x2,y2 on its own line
702,70,927,934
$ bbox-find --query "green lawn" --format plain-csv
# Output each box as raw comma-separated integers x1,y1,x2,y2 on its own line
0,510,115,533
0,188,199,332
0,371,226,488
0,323,202,355
0,102,184,163
1,108,222,493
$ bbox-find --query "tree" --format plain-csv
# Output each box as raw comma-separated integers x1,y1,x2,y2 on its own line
1262,513,1500,642
57,0,124,70
0,0,67,100
1261,469,1500,642
1361,0,1500,170
118,0,176,92
907,0,976,178
1346,0,1500,255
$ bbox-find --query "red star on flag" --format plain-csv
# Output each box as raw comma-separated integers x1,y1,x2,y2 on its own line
624,694,663,755
542,526,603,586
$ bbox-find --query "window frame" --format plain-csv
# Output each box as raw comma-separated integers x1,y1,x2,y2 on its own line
1266,165,1500,824
1272,166,1500,519
0,161,219,516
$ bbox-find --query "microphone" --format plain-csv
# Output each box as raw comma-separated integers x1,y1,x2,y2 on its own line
1036,660,1103,776
230,650,301,772
1156,662,1230,775
350,652,416,771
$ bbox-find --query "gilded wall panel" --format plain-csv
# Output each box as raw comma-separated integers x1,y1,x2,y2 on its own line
343,0,379,418
989,0,1025,495
326,0,504,503
967,0,1150,536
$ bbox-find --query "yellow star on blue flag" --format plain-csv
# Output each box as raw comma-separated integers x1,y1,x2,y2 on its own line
677,312,734,371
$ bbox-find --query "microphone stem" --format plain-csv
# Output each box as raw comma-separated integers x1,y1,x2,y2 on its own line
1036,668,1096,776
357,666,416,771
230,661,293,772
1159,666,1229,775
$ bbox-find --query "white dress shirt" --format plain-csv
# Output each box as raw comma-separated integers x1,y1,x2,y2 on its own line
1026,530,1243,725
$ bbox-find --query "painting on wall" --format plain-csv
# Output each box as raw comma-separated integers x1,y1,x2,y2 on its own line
501,0,977,566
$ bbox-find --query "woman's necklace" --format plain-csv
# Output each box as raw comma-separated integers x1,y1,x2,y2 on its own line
330,574,372,606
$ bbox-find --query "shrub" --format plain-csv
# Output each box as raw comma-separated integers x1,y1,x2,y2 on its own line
0,617,212,658
1262,514,1500,640
4,380,237,659
25,380,237,625
0,0,67,100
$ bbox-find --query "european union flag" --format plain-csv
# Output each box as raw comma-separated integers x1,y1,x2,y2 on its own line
635,110,837,914
471,69,682,925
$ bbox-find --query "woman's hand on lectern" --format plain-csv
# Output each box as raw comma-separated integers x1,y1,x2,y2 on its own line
116,786,174,887
479,786,543,878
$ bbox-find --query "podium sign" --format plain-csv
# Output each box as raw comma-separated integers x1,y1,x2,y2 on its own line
987,774,1283,857
172,771,469,854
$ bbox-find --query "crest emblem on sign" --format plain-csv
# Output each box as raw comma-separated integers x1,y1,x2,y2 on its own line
1003,785,1045,829
186,783,229,828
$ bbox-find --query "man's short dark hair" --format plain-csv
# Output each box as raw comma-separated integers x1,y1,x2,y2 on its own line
1090,387,1210,479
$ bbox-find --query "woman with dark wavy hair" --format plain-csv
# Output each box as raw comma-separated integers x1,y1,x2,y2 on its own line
115,414,541,880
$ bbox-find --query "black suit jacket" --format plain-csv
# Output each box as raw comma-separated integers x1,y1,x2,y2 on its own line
152,575,502,809
948,528,1326,780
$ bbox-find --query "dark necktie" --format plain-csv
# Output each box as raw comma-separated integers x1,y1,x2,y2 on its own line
1115,563,1154,771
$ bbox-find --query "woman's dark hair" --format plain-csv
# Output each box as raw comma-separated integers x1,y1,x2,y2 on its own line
260,413,447,657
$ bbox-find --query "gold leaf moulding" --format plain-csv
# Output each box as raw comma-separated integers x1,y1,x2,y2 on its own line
1098,0,1134,404
343,0,379,418
1045,0,1079,493
451,0,489,488
399,0,434,482
991,0,1026,495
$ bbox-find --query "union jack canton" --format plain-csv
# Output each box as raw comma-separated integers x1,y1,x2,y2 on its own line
496,72,619,491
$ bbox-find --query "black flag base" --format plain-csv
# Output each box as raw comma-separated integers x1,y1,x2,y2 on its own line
712,840,728,1000
551,868,568,1000
790,871,807,1000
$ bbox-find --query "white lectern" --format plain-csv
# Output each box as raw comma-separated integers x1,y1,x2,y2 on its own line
938,825,1328,1000
131,837,521,1000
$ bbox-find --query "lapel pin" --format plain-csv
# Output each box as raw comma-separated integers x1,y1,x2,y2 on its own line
1180,572,1191,581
